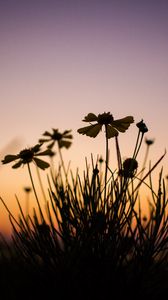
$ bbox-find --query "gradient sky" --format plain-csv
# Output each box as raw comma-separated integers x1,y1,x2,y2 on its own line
0,0,168,237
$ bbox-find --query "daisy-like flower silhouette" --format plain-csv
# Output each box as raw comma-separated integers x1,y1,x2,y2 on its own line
77,112,134,138
39,128,73,149
1,143,52,170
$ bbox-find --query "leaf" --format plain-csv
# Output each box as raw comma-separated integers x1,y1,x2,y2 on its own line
83,113,98,122
77,124,102,138
33,157,50,170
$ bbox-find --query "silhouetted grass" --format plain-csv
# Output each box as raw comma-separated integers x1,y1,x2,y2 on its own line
0,114,168,299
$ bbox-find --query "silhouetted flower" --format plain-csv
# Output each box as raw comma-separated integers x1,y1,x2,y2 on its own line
145,138,154,146
24,187,31,193
98,156,104,164
39,128,73,149
1,144,52,170
77,112,134,138
119,158,138,178
136,119,148,133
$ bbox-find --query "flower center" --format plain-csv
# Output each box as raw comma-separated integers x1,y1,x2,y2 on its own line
19,149,34,162
52,132,62,140
97,112,113,125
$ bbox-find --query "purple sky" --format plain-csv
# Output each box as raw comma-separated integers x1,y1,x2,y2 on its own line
0,0,168,236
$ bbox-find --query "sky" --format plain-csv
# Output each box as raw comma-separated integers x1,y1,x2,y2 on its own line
0,0,168,237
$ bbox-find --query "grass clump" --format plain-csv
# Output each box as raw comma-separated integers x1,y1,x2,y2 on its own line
0,112,168,299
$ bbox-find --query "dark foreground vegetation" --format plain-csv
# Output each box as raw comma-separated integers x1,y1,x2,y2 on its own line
0,112,168,299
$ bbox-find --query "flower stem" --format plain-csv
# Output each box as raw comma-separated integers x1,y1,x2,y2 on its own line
115,136,122,171
104,125,109,205
36,165,48,206
25,192,30,222
133,131,144,159
58,144,69,183
140,144,150,179
132,130,140,159
27,163,44,222
115,135,123,189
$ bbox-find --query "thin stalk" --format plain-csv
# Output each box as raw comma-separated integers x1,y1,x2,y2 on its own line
115,136,122,171
140,144,150,180
58,144,69,183
24,190,30,223
0,197,21,228
133,132,144,160
132,130,141,159
115,135,123,189
27,163,44,222
104,125,109,205
132,150,166,195
36,165,48,206
25,193,29,220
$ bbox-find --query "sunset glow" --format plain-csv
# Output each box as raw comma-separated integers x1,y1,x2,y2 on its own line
0,0,168,237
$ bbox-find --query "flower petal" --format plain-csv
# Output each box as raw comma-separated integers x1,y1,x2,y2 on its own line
33,157,50,170
1,155,18,164
106,125,118,138
63,134,73,139
62,130,72,135
42,131,52,137
112,116,134,132
58,140,72,149
77,124,102,138
39,138,50,143
12,160,23,169
32,144,42,153
83,113,98,122
37,149,54,156
47,141,55,149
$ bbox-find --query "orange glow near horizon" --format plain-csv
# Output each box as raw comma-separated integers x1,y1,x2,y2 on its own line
0,130,166,239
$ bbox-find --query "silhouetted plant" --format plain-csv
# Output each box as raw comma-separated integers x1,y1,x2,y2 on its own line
78,112,134,200
0,118,168,299
140,137,155,179
39,128,73,150
39,128,73,178
1,143,52,221
2,143,51,170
